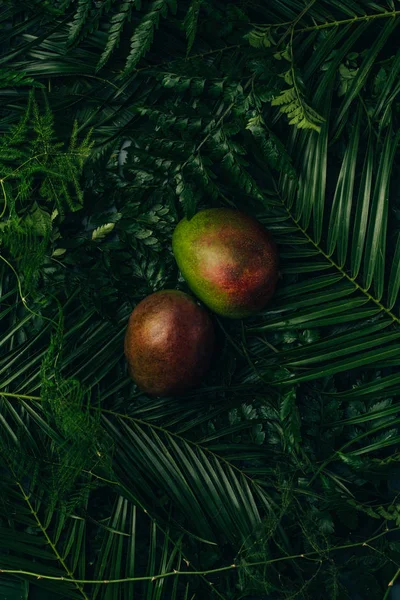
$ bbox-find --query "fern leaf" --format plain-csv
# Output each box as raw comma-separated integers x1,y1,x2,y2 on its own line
210,125,263,200
272,85,325,133
91,222,115,241
184,0,202,55
271,87,297,106
185,154,220,201
67,0,91,46
123,0,169,76
175,172,198,218
24,203,52,237
97,0,137,71
40,331,105,507
248,26,276,49
68,0,114,46
0,68,43,89
247,116,296,179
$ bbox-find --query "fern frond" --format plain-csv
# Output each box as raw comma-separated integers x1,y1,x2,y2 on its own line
272,85,325,133
246,115,297,179
0,96,92,299
123,0,170,76
1,218,49,292
175,172,198,218
279,387,301,450
211,126,264,201
68,0,114,46
67,0,91,46
97,0,137,71
40,329,107,507
0,68,43,89
184,0,202,55
91,222,115,240
184,153,220,201
248,26,276,49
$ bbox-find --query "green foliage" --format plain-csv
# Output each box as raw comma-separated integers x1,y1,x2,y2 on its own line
248,28,325,132
96,1,138,71
0,68,44,89
2,1,400,599
184,0,202,55
271,44,325,132
123,0,174,76
0,93,92,298
271,82,325,132
246,114,297,179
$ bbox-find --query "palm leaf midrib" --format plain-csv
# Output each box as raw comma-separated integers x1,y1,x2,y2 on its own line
284,201,400,326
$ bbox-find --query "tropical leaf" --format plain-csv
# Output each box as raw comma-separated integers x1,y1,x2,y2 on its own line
101,414,268,545
1,2,400,599
91,496,197,600
244,22,400,401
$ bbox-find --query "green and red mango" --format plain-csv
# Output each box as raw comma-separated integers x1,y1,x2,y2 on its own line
124,290,214,396
172,208,279,318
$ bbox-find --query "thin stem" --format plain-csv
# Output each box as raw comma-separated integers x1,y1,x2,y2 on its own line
253,10,400,34
13,478,89,599
0,526,397,585
129,44,243,77
296,10,400,33
288,29,305,119
0,254,59,326
384,567,400,599
276,0,319,46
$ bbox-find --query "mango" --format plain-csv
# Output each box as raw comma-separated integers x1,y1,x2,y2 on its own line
124,290,214,396
172,208,279,318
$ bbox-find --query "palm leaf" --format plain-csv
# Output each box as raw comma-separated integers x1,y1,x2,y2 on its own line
244,18,400,400
91,497,194,600
0,453,89,599
102,414,268,545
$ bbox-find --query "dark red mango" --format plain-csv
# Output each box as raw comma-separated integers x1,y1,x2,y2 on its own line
124,290,214,396
172,208,279,318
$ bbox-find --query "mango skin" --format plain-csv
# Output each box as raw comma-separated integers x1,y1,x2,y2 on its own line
172,208,279,318
124,290,214,396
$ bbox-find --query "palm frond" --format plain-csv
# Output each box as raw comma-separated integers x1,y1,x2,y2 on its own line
102,414,269,545
91,497,194,600
242,17,400,401
0,448,89,599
